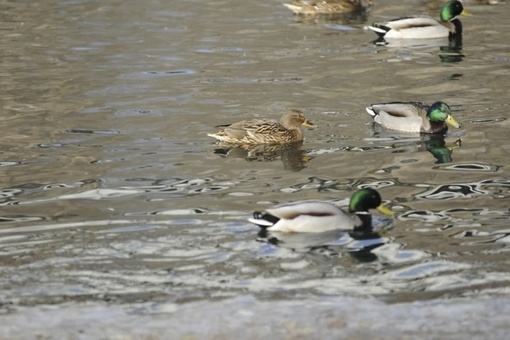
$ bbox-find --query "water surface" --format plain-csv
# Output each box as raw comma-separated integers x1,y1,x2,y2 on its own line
1,0,509,336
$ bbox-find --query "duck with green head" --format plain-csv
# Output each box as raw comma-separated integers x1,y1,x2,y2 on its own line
368,0,472,39
248,188,392,233
366,101,461,134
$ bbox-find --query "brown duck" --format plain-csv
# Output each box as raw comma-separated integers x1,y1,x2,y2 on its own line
208,110,316,145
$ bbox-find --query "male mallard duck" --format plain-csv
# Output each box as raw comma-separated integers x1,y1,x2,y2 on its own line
283,0,373,16
366,101,461,134
368,0,472,39
208,110,316,145
424,0,501,12
248,188,392,233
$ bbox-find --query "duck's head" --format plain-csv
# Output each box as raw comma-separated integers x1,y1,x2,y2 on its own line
427,101,461,129
348,188,392,215
281,109,317,129
440,0,472,22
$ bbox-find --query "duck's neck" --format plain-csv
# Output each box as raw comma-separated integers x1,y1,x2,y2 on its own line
442,18,462,35
424,121,448,134
451,19,462,35
421,116,448,134
290,128,303,140
354,213,373,231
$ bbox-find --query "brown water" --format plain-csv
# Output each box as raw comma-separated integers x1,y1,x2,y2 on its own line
1,0,509,337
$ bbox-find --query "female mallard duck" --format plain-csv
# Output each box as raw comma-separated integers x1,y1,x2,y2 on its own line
366,101,461,134
248,188,392,233
283,0,373,16
208,110,316,145
368,0,472,39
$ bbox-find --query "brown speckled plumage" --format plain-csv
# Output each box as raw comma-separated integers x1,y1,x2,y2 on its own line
283,0,373,16
208,110,316,145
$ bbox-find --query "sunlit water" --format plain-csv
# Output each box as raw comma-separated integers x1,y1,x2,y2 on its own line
1,0,509,337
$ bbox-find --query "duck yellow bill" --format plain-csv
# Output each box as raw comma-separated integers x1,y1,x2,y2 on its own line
446,115,461,129
377,204,393,216
302,119,317,128
461,9,473,17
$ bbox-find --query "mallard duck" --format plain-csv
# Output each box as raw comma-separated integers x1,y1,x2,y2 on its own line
283,0,373,16
248,188,392,233
368,0,472,39
424,0,501,12
208,110,316,145
366,101,461,134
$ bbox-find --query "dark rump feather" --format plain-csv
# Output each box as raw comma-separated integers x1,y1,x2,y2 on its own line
370,23,391,37
253,211,280,226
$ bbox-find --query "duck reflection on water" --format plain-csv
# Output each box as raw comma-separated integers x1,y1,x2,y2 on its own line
257,218,393,262
213,141,313,172
386,135,461,164
371,34,464,63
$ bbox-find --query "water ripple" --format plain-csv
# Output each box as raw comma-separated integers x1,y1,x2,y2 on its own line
280,176,398,194
433,163,502,172
66,129,121,135
415,178,510,200
384,261,471,280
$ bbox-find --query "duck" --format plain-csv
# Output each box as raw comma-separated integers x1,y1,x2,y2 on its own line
366,101,461,134
248,188,392,233
207,110,316,145
367,0,472,39
424,0,501,12
283,0,373,16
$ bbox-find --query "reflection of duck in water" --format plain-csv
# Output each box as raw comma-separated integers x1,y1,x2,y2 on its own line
367,0,472,39
438,33,464,63
213,141,313,172
366,101,461,134
258,226,390,262
421,135,461,163
283,0,373,16
382,135,461,164
208,110,316,145
248,188,392,233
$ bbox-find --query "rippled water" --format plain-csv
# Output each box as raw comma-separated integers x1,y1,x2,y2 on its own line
1,0,509,337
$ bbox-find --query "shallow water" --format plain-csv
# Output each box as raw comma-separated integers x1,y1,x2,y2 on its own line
1,0,510,336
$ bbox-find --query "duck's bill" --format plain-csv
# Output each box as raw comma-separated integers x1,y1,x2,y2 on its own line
447,139,462,152
446,115,461,129
377,204,393,216
302,120,317,128
461,9,473,17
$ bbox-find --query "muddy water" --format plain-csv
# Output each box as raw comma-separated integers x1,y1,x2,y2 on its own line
0,0,509,337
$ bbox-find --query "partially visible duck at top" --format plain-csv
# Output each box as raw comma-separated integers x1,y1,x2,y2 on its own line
283,0,374,16
207,110,316,145
367,0,472,39
424,0,502,12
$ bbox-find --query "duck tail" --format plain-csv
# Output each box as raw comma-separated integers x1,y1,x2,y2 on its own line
365,106,377,118
248,211,279,228
367,24,390,37
282,3,302,15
